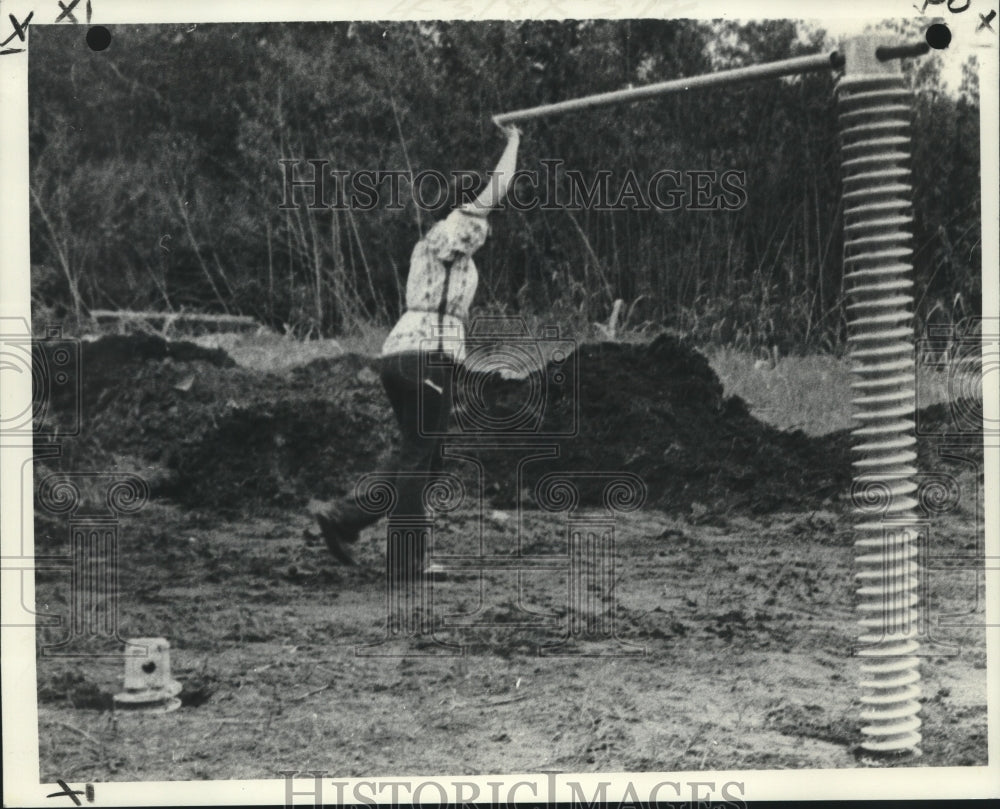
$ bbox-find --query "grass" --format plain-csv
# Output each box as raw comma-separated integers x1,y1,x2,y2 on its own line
187,326,388,374
706,346,967,437
706,347,854,436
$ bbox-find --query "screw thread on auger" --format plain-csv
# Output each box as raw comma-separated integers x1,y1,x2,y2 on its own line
837,39,922,759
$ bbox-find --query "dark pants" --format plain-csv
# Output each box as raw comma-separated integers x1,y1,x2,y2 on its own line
340,350,454,526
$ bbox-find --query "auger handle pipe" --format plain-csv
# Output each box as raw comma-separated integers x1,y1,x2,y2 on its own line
492,51,841,125
492,41,928,125
876,41,931,61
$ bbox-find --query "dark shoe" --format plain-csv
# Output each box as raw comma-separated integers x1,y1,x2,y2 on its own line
307,499,356,566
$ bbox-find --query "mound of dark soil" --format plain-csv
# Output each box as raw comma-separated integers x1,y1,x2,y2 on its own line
39,336,393,513
40,334,235,414
39,333,978,519
456,334,852,514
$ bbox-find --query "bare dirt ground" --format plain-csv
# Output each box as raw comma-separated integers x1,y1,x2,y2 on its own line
32,333,987,780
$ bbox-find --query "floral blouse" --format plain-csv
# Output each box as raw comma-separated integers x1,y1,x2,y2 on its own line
381,210,487,363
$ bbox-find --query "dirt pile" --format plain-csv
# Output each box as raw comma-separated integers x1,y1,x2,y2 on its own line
458,334,852,514
39,333,976,518
168,353,395,511
40,335,393,513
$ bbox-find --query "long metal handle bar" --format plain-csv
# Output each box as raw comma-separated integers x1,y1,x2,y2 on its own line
493,51,841,125
876,41,930,61
493,41,927,125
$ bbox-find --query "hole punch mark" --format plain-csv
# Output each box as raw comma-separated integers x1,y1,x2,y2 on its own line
86,25,111,51
925,23,952,49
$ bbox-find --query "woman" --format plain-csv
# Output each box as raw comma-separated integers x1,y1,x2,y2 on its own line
309,125,521,567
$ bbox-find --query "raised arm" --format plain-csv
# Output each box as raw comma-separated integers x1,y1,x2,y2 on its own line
467,125,521,213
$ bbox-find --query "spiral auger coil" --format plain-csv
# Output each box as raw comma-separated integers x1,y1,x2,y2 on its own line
836,72,922,758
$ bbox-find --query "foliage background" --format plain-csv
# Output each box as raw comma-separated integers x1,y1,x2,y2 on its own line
28,19,981,353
